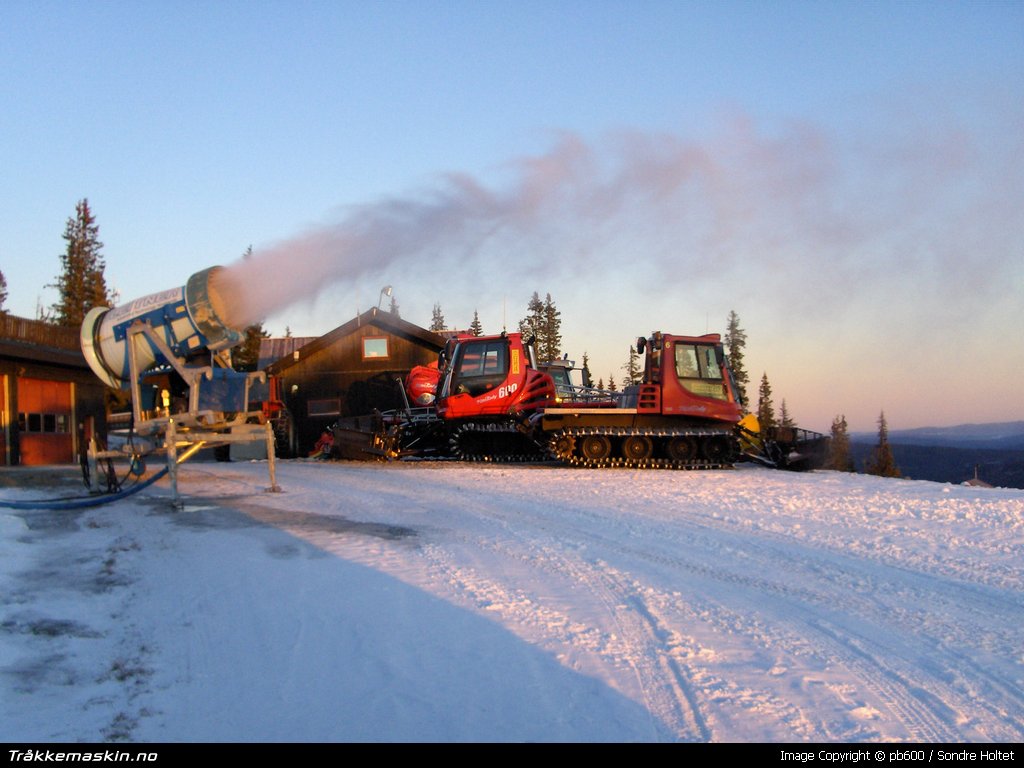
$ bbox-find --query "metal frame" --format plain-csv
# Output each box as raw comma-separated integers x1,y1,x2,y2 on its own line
86,320,281,506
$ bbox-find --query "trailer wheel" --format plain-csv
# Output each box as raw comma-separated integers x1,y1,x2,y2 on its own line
580,434,612,462
621,435,654,462
666,436,697,462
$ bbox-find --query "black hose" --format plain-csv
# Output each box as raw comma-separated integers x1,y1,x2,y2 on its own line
0,467,169,511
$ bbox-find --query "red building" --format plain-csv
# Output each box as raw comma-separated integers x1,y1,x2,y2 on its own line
0,314,108,466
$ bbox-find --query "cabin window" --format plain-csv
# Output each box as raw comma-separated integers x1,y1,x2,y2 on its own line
699,346,722,380
674,345,723,380
449,340,509,397
673,344,727,400
675,346,700,379
456,341,508,378
362,337,389,359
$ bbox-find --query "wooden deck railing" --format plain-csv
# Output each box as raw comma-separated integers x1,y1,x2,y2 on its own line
0,314,81,351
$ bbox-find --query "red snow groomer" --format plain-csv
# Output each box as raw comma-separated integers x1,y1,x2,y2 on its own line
540,331,745,468
343,331,557,461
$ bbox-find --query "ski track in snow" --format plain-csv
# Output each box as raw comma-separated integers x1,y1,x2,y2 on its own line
3,460,1023,742
184,461,1024,742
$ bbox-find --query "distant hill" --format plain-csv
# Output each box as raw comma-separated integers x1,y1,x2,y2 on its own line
849,421,1024,488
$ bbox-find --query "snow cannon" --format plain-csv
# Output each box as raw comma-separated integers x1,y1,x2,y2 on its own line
80,266,244,390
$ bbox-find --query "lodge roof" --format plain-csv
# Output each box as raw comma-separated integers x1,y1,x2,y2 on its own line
262,308,445,375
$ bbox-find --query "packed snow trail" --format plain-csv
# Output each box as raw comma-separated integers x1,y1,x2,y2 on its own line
2,460,1022,742
174,461,1024,742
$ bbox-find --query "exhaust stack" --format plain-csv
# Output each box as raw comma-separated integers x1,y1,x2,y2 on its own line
80,266,243,389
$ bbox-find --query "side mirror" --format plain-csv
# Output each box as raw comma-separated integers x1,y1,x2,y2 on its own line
635,337,647,354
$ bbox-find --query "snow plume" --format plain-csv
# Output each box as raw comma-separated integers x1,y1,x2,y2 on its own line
214,109,1023,332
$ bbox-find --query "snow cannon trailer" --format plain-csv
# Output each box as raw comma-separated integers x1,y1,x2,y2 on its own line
79,266,281,502
333,329,828,471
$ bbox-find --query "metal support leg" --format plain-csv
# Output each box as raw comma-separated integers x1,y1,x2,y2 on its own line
86,437,100,493
265,420,282,493
166,418,182,509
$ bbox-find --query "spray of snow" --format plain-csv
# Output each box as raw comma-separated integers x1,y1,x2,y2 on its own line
213,111,1023,332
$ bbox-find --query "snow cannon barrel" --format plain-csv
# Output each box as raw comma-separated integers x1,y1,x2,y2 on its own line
80,266,245,390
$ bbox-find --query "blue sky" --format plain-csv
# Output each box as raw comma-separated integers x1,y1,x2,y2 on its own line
3,0,1022,431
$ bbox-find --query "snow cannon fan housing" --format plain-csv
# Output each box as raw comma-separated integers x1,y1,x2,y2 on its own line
80,266,245,390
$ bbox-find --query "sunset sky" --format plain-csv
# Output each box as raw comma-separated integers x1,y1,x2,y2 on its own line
3,1,1021,432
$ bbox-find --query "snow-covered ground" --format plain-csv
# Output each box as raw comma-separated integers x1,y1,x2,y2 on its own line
2,460,1022,743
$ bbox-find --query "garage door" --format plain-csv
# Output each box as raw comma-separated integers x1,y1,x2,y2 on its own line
17,377,74,465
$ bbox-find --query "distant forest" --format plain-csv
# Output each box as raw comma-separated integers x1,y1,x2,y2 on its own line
848,440,1024,489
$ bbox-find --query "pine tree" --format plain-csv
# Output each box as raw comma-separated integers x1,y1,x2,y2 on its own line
866,411,901,477
429,303,447,332
51,199,115,326
724,310,749,406
233,323,270,372
826,414,853,471
540,293,562,362
607,374,618,392
580,352,593,387
779,399,796,428
518,291,562,361
518,292,545,345
622,345,641,388
756,372,776,431
468,310,483,337
388,296,401,318
0,270,7,314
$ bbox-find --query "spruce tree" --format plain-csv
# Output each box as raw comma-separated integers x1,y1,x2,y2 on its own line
518,292,545,346
622,345,641,388
779,399,796,428
468,310,483,336
866,411,901,477
826,414,853,471
518,292,562,361
233,324,270,372
580,352,593,387
51,199,115,326
540,293,562,362
724,310,749,406
0,270,7,314
756,373,776,430
429,303,446,332
388,296,401,318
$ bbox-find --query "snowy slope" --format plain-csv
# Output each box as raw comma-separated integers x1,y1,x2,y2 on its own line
2,461,1022,743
